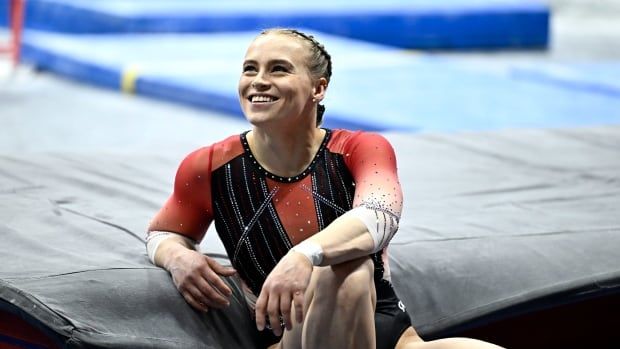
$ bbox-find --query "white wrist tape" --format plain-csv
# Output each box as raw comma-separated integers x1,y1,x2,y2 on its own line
145,231,197,264
343,205,400,253
290,240,324,266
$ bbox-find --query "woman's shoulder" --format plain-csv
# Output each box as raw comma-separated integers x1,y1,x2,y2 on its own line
328,128,392,153
180,132,247,173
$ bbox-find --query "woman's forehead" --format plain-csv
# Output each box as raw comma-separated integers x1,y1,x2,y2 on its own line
244,33,308,61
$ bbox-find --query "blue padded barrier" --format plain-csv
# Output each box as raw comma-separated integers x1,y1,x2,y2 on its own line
0,0,14,27
18,0,549,49
0,1,7,26
20,30,620,132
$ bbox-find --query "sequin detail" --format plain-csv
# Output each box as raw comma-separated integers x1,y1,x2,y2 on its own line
233,186,280,263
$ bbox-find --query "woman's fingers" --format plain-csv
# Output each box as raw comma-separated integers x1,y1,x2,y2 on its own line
188,283,225,309
171,250,234,310
204,257,235,298
193,274,230,307
279,292,293,331
255,251,314,334
255,292,268,331
256,289,298,335
207,256,237,276
293,289,305,324
182,289,210,312
267,293,283,336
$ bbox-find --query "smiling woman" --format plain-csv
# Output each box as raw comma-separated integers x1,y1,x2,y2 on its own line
145,28,504,349
238,29,329,131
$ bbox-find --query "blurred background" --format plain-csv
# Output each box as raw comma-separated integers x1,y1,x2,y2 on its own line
1,0,619,154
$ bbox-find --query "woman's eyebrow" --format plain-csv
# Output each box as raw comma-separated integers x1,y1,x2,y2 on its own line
269,59,293,67
243,59,294,67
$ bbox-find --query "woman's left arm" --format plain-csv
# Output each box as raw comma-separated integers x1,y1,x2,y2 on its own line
296,132,403,265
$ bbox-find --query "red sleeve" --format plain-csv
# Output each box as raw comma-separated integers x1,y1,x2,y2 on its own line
148,146,214,242
343,132,403,216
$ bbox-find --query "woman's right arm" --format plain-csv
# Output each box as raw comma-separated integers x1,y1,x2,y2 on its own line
147,147,236,312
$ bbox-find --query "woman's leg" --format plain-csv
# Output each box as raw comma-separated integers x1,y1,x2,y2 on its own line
396,327,505,349
276,257,377,349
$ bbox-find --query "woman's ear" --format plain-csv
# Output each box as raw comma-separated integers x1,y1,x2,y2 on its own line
312,77,328,102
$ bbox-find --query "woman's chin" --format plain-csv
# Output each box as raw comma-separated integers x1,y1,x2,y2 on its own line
245,114,277,127
244,108,287,123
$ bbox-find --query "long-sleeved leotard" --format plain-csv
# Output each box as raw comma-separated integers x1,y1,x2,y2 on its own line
150,128,403,297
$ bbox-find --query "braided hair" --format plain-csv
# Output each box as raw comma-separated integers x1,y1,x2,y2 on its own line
260,28,332,126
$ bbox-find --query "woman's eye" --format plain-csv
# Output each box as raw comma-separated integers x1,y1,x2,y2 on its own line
272,65,288,73
243,65,256,73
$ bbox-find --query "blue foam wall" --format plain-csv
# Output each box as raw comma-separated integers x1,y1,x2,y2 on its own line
19,0,549,49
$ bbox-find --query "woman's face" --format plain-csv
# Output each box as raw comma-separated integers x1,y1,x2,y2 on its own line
239,33,318,126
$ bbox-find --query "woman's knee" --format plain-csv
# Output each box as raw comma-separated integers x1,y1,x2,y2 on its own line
313,257,375,306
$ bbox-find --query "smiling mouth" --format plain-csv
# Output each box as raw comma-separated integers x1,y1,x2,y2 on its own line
248,94,279,103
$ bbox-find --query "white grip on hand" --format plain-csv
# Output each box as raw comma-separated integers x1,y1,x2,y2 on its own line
290,240,324,266
145,231,197,264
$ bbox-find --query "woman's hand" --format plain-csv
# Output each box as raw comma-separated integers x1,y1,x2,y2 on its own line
255,251,313,336
167,248,237,312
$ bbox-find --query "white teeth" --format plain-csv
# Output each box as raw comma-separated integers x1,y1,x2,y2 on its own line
251,95,275,103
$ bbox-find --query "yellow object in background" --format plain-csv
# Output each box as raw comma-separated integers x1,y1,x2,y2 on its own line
121,64,140,93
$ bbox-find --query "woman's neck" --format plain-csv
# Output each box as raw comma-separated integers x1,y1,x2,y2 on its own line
248,126,325,178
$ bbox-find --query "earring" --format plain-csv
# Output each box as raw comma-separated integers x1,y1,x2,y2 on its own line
312,98,317,103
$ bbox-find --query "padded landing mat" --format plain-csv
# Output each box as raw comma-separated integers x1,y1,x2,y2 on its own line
20,31,620,132
1,126,619,348
9,0,549,49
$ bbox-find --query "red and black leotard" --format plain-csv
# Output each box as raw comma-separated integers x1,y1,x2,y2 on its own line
152,128,403,296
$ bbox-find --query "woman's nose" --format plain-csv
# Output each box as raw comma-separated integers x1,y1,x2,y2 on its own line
251,74,269,90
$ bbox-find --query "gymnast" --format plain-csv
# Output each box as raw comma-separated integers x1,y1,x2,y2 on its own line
146,28,504,349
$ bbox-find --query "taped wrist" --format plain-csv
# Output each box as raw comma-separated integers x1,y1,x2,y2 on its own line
290,240,324,266
342,204,400,253
145,231,197,264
